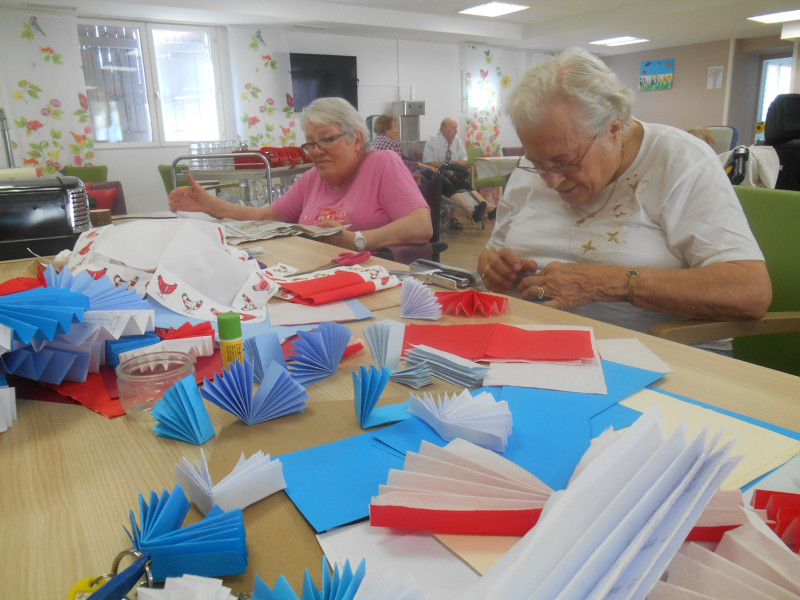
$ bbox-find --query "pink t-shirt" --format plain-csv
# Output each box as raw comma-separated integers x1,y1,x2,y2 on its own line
270,150,429,230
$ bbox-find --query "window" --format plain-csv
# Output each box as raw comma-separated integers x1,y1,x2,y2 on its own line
756,56,792,142
78,22,223,146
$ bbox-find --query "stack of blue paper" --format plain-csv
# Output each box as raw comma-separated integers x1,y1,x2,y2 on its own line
287,322,352,386
126,486,248,581
106,332,162,368
201,359,308,425
151,375,215,445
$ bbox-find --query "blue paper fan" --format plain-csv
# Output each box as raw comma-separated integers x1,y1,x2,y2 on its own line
254,557,366,600
44,265,150,310
0,287,88,344
0,346,87,385
151,375,215,445
106,332,161,368
243,330,286,384
125,486,248,581
287,321,353,386
353,365,409,429
201,359,308,425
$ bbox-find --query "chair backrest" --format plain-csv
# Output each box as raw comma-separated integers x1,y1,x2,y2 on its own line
706,126,738,154
466,147,482,164
62,164,108,183
733,185,800,375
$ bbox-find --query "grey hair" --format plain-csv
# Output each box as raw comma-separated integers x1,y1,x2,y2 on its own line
300,97,369,139
506,47,635,135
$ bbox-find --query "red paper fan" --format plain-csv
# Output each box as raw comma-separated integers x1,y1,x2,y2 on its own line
435,290,509,317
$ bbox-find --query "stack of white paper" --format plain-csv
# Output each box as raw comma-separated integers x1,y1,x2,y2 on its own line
404,344,488,389
389,363,434,389
465,406,742,600
363,320,405,370
0,375,16,433
175,449,286,516
408,389,512,451
137,573,236,599
400,278,442,320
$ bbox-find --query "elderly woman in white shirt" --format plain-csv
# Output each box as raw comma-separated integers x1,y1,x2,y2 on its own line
479,48,771,352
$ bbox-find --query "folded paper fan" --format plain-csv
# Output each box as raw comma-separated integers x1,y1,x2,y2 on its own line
0,287,88,344
151,375,215,445
363,319,405,370
1,345,88,385
253,556,427,600
126,486,248,581
389,362,434,389
0,374,17,433
353,365,408,429
287,321,353,386
401,278,442,320
371,439,551,536
243,330,286,384
43,264,150,310
408,388,512,451
404,344,489,389
175,449,286,515
435,289,509,317
201,359,307,425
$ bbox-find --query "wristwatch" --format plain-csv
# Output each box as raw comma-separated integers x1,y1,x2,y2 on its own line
353,231,367,251
627,267,640,303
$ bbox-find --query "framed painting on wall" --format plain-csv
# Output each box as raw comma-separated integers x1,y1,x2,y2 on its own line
639,59,674,91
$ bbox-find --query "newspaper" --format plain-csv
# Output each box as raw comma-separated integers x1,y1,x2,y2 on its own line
222,220,350,245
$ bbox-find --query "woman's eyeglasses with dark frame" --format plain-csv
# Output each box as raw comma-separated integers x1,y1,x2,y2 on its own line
516,135,597,176
301,132,350,156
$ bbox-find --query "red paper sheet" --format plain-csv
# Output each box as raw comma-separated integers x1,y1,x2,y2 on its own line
156,321,216,345
280,271,380,306
370,504,543,536
753,489,800,551
403,323,595,362
435,290,509,317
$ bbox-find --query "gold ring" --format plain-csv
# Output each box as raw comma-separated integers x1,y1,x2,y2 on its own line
537,286,545,299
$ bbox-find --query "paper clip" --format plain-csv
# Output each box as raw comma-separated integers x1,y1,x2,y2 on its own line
87,549,153,600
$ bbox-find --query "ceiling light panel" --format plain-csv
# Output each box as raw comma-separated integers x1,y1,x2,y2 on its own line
459,2,529,18
748,10,800,24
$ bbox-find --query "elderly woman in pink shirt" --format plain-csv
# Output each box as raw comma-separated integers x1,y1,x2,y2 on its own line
169,97,432,252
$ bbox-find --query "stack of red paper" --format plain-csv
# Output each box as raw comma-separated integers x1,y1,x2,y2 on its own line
402,323,595,362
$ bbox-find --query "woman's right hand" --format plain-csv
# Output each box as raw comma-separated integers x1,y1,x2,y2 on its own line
168,172,218,215
480,247,539,294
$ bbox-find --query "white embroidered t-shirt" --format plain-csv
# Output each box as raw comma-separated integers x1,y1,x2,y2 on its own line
487,121,764,338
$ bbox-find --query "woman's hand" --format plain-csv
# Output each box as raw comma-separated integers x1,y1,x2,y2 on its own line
479,248,538,294
517,261,621,308
168,172,220,216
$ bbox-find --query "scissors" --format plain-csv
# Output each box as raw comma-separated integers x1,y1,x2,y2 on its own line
292,251,371,276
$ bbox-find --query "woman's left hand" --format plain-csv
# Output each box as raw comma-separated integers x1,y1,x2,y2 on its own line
518,261,621,309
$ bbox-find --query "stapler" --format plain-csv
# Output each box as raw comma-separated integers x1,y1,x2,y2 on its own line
390,259,486,291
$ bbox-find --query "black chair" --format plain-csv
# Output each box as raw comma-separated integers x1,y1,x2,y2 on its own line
765,93,800,191
376,176,448,264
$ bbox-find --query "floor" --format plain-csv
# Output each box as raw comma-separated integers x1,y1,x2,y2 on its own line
437,215,494,273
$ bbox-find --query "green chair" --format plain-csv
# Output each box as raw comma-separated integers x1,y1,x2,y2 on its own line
62,164,108,183
467,147,506,190
651,186,800,376
158,164,189,195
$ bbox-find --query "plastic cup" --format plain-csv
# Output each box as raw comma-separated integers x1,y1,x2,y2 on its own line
116,351,195,419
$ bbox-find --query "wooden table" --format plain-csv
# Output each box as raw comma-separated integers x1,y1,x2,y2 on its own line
1,234,799,597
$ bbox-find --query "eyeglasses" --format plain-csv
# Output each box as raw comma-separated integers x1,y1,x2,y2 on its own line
301,132,349,156
516,135,597,176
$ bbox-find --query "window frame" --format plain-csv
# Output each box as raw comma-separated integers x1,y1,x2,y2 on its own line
77,18,227,150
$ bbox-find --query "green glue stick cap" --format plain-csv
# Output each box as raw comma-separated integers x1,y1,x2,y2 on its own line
217,312,242,341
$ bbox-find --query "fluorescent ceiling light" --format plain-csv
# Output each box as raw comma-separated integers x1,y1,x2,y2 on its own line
590,36,649,46
459,2,529,17
748,10,800,24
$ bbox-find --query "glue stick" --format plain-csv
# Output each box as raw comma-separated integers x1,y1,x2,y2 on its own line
218,312,244,368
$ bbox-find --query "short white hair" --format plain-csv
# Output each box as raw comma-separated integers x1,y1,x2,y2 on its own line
506,47,635,135
300,97,368,139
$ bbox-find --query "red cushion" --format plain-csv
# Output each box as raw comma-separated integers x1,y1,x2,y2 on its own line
84,182,117,212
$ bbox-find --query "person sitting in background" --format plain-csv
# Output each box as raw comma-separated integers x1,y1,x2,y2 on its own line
686,125,717,149
479,48,771,354
422,117,495,229
370,114,422,178
169,97,432,252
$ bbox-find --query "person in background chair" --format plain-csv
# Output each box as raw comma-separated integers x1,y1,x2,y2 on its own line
370,114,423,180
422,117,495,229
169,97,432,252
479,48,771,354
686,125,717,149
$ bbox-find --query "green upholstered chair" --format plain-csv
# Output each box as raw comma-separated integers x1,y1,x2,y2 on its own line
62,164,108,183
467,147,506,190
651,186,800,376
158,164,189,195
